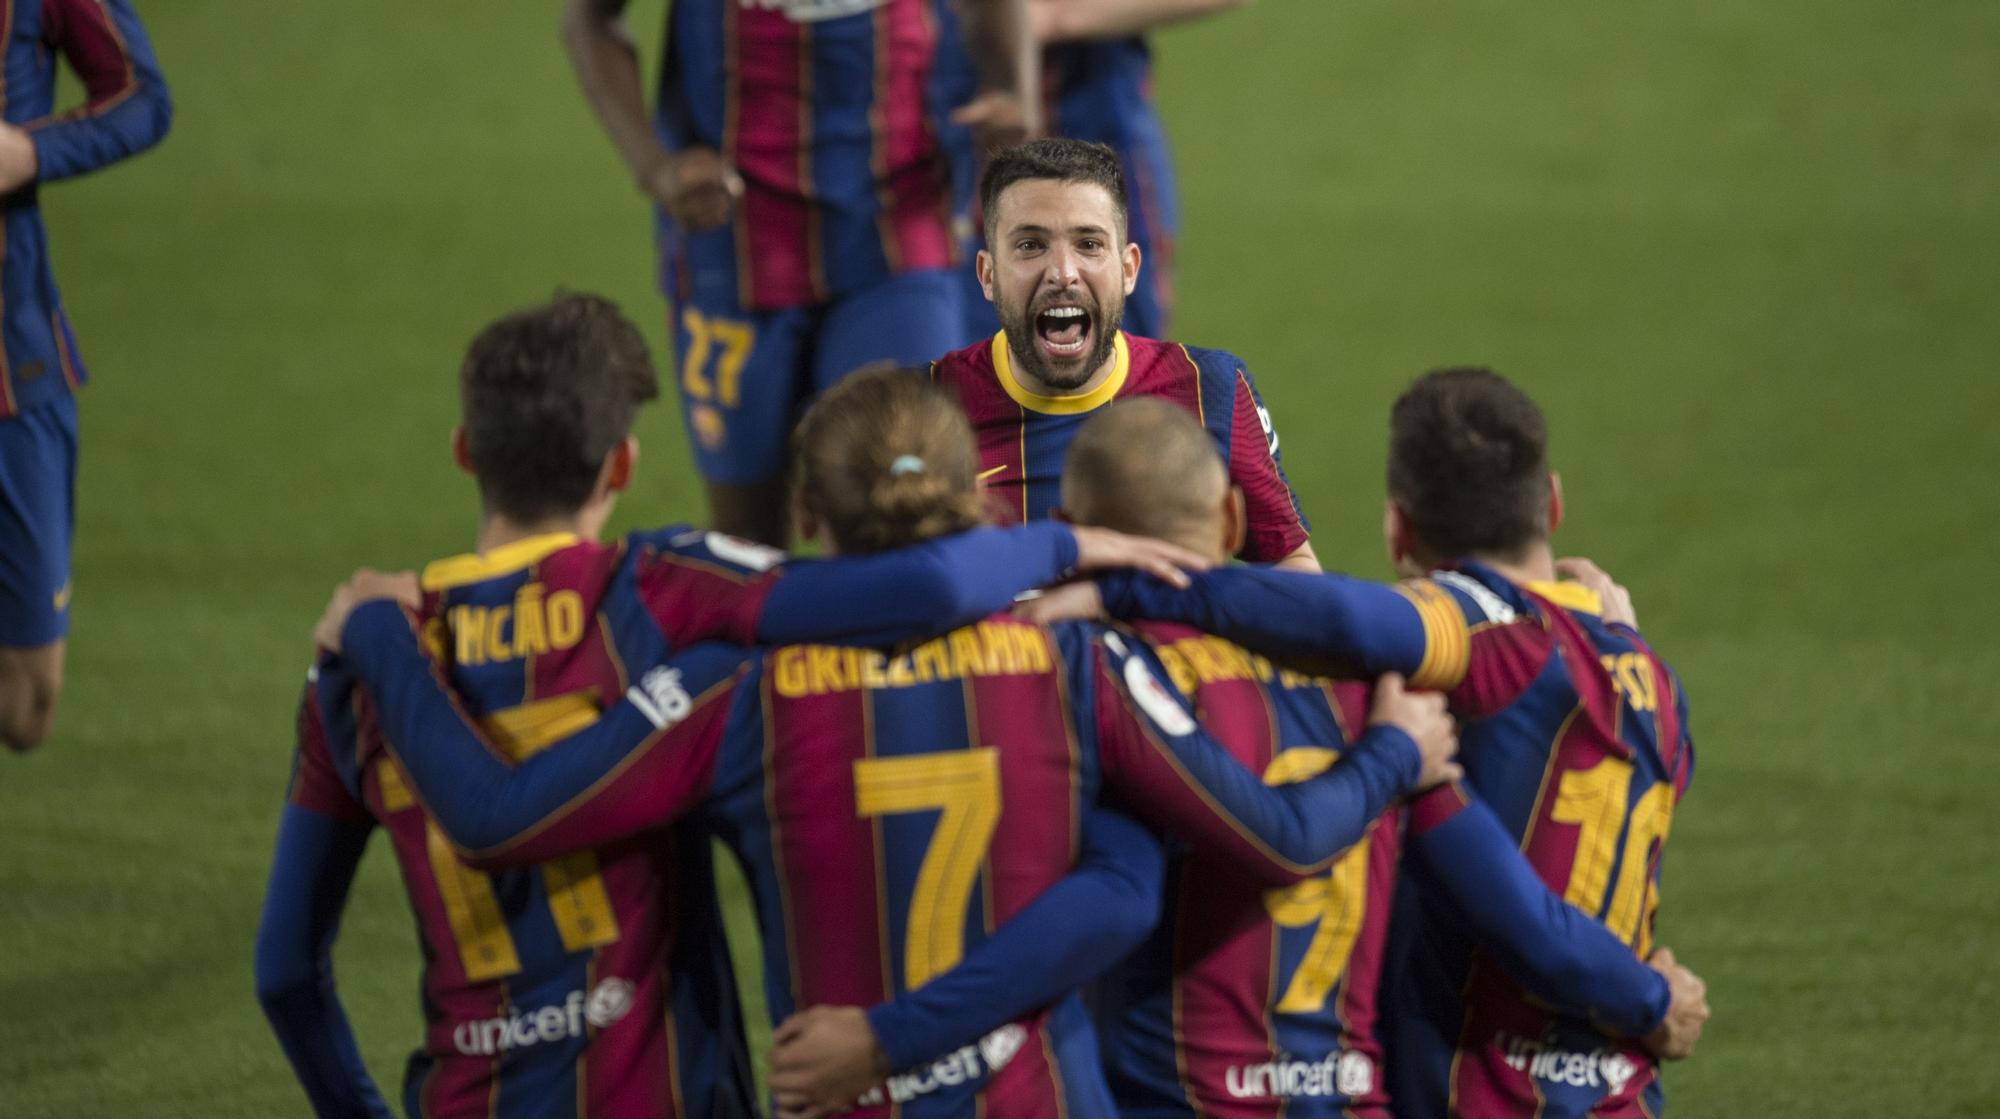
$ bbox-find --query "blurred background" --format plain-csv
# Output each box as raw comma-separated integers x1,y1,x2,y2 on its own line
1,1,1995,1113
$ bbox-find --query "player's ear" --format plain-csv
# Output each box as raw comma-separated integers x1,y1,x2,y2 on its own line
1048,505,1072,524
1223,485,1247,557
1121,240,1141,297
1547,471,1565,536
1384,499,1422,577
451,426,475,476
605,436,639,494
976,248,997,303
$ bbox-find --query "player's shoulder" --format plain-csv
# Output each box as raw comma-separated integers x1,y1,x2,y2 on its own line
930,335,997,383
1414,562,1541,630
1124,334,1248,385
623,523,788,581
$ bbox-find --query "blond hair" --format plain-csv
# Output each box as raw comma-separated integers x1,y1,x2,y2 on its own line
793,369,986,554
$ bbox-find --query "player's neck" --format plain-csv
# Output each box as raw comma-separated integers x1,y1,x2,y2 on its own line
476,513,590,553
1015,345,1120,399
1476,544,1557,587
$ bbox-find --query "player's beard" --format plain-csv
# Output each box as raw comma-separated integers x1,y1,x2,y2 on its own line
1000,287,1124,393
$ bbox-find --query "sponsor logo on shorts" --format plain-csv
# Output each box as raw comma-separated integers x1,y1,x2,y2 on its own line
52,581,71,611
854,1024,1026,1106
452,977,636,1057
1226,1052,1373,1100
1495,1031,1641,1095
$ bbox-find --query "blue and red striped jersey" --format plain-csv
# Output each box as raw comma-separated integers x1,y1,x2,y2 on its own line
288,529,780,1119
335,602,1428,1117
656,0,965,312
930,332,1311,562
1098,560,1697,1116
0,0,170,418
1381,566,1694,1119
1098,621,1399,1118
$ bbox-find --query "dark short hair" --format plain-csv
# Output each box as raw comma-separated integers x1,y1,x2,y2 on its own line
459,293,659,523
1387,367,1552,560
979,138,1129,241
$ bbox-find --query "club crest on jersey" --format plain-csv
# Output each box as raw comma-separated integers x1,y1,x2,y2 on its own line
741,0,892,24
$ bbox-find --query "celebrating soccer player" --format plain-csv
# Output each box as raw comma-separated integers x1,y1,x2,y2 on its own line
560,0,1035,548
1061,368,1711,1117
253,295,1210,1118
318,367,1457,1116
0,0,170,752
935,138,1320,569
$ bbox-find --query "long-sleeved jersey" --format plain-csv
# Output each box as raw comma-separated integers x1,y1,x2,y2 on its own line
656,0,971,313
1101,561,1697,1117
929,331,1310,562
333,603,1429,1118
256,522,1094,1117
0,0,171,418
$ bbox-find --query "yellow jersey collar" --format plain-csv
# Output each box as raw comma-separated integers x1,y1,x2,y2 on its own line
1525,579,1603,616
421,532,582,592
991,330,1130,416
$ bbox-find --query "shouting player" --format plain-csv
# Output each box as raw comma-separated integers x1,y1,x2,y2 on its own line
768,399,1707,1118
561,0,1035,547
0,0,171,752
1070,368,1709,1117
935,138,1318,569
318,368,1456,1116
253,296,1208,1117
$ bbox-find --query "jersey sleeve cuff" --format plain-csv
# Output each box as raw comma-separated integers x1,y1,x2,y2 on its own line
863,1003,922,1073
1351,724,1422,791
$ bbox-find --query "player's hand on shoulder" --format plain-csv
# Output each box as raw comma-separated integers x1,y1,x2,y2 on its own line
1013,580,1105,625
312,568,420,654
1069,525,1210,587
1368,672,1461,791
644,146,743,233
1555,556,1637,630
769,1004,890,1119
1642,946,1710,1060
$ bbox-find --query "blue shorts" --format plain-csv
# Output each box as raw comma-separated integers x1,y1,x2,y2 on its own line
0,394,77,647
671,269,970,486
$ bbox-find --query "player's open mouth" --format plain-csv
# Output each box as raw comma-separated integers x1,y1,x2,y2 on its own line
1035,304,1091,361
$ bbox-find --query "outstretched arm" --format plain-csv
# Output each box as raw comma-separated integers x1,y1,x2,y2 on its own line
1096,567,1456,686
1406,783,1669,1037
334,601,744,864
767,807,1165,1118
1091,633,1454,884
11,0,173,187
254,805,390,1119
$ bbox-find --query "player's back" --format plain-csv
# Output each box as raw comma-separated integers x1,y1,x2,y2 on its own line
701,613,1119,1117
1385,564,1694,1119
316,532,752,1118
1097,620,1399,1118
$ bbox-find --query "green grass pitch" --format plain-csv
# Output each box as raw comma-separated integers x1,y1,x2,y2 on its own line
2,1,1996,1114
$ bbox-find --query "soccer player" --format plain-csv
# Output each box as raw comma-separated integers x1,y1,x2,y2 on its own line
956,0,1254,341
766,400,1707,1118
1066,368,1708,1117
320,368,1456,1116
253,296,1212,1117
934,138,1319,569
0,0,171,752
560,0,1035,548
